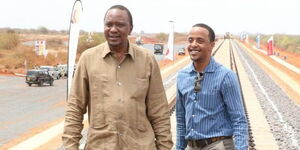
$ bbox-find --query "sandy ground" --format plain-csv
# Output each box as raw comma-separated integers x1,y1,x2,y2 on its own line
259,42,300,68
242,41,300,105
0,118,65,150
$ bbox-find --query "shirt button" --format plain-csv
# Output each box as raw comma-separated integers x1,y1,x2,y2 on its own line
117,65,121,69
117,82,122,86
192,115,195,117
194,100,196,103
191,129,194,131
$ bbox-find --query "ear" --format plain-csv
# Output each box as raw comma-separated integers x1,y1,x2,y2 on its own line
210,41,215,48
129,25,133,35
209,41,215,53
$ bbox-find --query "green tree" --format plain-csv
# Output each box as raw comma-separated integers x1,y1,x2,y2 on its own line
37,26,49,34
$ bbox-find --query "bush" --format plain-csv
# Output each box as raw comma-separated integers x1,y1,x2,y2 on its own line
249,34,300,54
0,31,20,49
77,33,105,54
37,26,49,34
47,38,64,49
155,33,168,43
0,47,27,70
57,51,68,64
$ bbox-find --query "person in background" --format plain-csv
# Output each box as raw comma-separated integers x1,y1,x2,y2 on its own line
62,5,173,150
176,23,248,150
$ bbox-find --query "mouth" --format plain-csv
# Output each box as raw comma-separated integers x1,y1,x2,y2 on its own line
189,49,201,55
109,35,121,41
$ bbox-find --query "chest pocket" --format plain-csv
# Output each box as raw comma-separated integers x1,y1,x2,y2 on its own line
131,78,149,100
202,88,218,95
199,88,221,109
91,74,111,99
90,74,110,128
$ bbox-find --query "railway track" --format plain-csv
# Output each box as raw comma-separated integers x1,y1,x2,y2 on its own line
233,40,300,150
229,40,256,149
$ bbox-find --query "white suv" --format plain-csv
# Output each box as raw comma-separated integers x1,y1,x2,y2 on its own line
56,64,68,77
39,66,61,80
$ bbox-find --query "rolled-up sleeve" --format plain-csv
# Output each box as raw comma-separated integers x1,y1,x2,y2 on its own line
221,71,248,150
175,76,187,150
146,55,173,150
62,53,89,150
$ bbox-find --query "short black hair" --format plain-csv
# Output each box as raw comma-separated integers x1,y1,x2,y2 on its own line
104,5,133,27
192,23,215,42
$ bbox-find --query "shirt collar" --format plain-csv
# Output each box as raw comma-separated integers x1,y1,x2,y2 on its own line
187,57,219,73
101,42,135,60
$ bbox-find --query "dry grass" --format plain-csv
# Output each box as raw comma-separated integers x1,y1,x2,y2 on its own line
0,32,19,49
0,32,188,75
0,45,68,74
0,31,70,74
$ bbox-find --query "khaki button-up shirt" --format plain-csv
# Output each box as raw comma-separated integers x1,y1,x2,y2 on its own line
62,42,173,150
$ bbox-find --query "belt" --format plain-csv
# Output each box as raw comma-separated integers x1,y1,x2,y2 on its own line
187,136,232,148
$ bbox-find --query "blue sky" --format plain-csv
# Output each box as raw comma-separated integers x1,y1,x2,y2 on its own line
1,0,300,35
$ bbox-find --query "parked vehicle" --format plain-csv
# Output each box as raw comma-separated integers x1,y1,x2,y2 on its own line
224,32,232,39
178,48,185,55
135,36,143,45
25,69,54,86
154,43,164,54
39,66,61,79
56,64,67,77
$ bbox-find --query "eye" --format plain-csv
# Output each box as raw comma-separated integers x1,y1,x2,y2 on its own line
105,23,112,28
196,39,206,44
116,23,125,28
188,38,194,43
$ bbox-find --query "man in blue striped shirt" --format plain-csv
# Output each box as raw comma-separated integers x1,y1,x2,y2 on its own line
176,23,248,150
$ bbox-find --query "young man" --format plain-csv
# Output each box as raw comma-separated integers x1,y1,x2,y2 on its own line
62,5,173,150
176,23,248,150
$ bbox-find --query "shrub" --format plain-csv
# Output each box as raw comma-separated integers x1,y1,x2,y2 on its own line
77,33,105,54
47,38,64,49
249,34,300,54
155,33,168,43
37,26,49,34
0,30,20,49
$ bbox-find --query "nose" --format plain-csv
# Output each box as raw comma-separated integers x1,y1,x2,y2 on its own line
189,40,198,49
110,25,118,32
191,40,198,46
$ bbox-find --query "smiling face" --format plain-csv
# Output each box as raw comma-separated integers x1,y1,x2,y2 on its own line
104,8,133,51
187,26,215,64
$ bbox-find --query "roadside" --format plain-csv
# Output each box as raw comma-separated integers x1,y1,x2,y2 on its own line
0,118,64,150
239,40,300,105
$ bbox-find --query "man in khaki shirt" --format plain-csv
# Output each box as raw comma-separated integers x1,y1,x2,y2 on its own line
62,5,173,150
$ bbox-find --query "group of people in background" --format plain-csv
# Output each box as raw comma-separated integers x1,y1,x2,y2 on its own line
62,5,248,150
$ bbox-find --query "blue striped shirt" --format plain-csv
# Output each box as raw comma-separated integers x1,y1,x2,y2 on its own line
176,57,248,150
